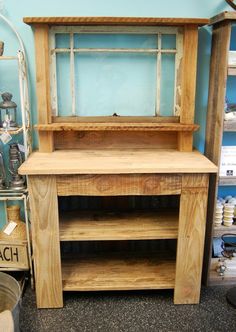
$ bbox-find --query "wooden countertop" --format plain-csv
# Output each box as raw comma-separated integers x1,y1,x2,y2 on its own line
19,149,217,175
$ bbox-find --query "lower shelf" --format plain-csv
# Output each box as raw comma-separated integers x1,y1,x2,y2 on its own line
209,258,236,286
62,253,175,291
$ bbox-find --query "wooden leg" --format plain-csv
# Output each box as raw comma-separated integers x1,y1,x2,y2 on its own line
28,175,63,308
174,174,209,304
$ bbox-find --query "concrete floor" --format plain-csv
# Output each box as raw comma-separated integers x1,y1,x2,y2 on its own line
19,286,236,332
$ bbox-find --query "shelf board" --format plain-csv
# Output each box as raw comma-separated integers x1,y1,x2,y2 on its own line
35,122,199,132
219,176,236,186
0,56,18,60
224,120,236,131
62,252,175,291
209,258,236,286
0,127,23,135
19,149,217,175
228,65,236,76
59,210,179,241
213,225,236,237
23,16,209,26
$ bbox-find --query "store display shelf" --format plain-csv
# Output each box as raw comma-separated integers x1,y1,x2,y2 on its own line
62,252,176,291
59,210,179,241
219,177,236,186
0,55,18,60
209,258,236,286
213,225,236,237
224,120,236,131
228,65,236,76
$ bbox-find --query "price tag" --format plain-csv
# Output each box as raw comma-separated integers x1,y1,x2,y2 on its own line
3,221,17,235
0,131,12,144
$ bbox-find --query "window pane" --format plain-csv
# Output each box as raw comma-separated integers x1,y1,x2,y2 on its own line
55,33,70,48
160,54,175,116
74,34,157,49
56,53,72,116
162,34,176,50
74,53,156,116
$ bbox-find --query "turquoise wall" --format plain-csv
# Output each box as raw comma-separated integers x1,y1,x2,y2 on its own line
0,0,235,227
0,0,232,144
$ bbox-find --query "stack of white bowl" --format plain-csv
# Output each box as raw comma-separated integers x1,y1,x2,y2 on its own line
223,203,235,227
222,196,236,227
214,202,224,227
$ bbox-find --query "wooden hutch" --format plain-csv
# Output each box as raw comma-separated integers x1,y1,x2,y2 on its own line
19,16,217,308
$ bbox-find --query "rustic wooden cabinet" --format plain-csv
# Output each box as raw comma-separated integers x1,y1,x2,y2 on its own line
204,11,236,285
19,16,216,308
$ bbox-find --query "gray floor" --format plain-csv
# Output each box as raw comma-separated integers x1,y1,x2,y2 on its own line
19,286,236,332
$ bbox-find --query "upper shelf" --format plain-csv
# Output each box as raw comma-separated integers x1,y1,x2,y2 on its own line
23,16,209,26
35,122,199,132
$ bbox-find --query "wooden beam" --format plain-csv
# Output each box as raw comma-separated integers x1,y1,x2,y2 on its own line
177,132,193,152
23,16,209,26
180,24,199,124
35,122,199,132
34,24,54,152
210,11,236,25
203,21,231,285
28,175,63,308
56,174,182,196
174,174,209,304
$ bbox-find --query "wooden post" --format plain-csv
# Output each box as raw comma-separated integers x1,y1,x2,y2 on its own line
203,21,231,285
34,24,54,152
174,174,209,304
28,175,63,308
178,25,199,151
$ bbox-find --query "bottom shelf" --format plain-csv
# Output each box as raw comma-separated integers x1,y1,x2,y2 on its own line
62,252,175,291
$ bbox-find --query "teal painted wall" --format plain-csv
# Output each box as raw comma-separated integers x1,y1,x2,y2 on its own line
0,0,235,227
0,0,231,144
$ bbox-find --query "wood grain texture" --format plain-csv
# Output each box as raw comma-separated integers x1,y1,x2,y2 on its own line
180,25,198,124
34,24,53,152
54,131,178,150
19,149,217,175
35,122,199,131
62,254,176,291
52,116,180,123
174,174,209,304
203,21,231,286
24,16,209,26
177,132,193,152
210,11,236,25
28,176,63,308
56,174,181,196
59,210,179,241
